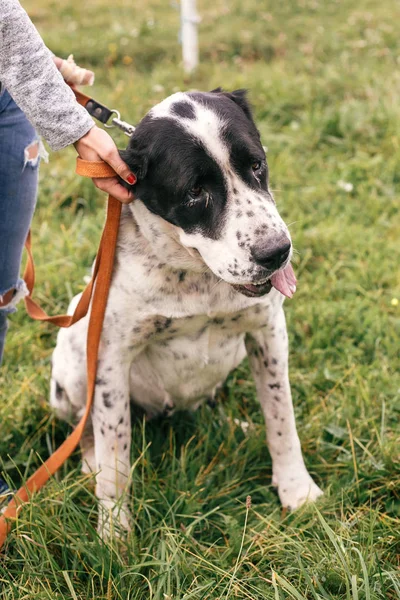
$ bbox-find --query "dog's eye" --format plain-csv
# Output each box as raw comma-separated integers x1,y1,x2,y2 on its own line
251,161,262,172
190,187,203,198
186,186,210,208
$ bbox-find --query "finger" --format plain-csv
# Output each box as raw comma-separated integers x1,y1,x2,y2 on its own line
93,177,134,204
94,178,133,203
102,149,136,185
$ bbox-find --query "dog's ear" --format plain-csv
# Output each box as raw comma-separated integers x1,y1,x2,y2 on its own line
225,89,253,122
119,145,148,185
211,88,254,123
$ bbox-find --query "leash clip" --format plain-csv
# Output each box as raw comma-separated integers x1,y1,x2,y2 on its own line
104,110,136,137
72,87,136,137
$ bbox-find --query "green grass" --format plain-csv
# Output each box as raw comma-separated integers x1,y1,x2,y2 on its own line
1,0,400,597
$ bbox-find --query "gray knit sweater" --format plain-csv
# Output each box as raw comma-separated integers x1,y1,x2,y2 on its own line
0,0,94,150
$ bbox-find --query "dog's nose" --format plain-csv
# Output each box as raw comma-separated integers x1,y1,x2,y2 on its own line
251,237,291,271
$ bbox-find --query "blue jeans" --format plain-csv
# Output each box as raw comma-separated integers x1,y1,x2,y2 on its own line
0,88,40,365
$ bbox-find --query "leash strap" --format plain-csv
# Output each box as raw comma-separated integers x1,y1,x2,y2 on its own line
0,158,121,550
73,87,115,125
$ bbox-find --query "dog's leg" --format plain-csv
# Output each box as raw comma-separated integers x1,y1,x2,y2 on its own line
245,307,323,509
91,354,132,536
50,334,96,476
80,425,96,475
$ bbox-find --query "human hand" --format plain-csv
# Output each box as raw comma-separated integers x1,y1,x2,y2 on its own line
74,126,135,203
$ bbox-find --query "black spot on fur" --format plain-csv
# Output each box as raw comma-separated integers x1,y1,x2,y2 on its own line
171,101,196,119
213,317,225,325
269,382,281,390
55,382,64,400
231,314,242,321
154,316,172,334
103,392,113,408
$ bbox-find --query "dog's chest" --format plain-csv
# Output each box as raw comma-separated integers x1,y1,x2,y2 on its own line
128,300,271,413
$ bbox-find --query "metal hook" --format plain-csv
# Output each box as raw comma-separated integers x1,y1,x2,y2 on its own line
104,109,136,137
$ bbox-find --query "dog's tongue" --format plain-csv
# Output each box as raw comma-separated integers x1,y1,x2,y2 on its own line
270,264,297,298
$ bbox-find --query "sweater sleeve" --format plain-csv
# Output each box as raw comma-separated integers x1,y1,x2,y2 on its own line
0,0,95,150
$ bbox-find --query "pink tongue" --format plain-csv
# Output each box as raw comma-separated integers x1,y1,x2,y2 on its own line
270,264,297,298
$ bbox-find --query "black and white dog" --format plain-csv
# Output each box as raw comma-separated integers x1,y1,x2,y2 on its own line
51,89,322,534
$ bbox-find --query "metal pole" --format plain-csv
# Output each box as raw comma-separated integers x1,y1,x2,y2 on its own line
181,0,199,74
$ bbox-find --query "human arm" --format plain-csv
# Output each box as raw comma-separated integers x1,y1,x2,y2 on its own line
0,0,94,151
0,0,134,201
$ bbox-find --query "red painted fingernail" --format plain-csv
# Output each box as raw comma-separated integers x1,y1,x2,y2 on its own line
127,174,136,185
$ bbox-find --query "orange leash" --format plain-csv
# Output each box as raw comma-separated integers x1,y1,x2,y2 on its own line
0,158,121,550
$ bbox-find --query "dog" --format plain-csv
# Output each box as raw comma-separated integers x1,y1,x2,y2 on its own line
50,89,323,534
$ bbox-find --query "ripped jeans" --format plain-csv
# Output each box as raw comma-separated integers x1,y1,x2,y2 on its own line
0,88,41,364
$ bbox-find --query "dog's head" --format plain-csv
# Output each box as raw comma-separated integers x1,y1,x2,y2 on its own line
121,89,296,298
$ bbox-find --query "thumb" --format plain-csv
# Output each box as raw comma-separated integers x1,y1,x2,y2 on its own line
104,148,137,186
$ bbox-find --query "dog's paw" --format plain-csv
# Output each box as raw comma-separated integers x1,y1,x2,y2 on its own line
97,500,132,539
272,467,323,510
